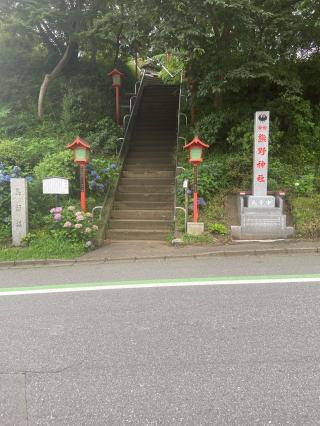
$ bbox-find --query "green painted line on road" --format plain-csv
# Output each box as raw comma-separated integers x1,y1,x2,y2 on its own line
1,273,320,294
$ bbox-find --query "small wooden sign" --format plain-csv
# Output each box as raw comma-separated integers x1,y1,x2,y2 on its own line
42,177,69,195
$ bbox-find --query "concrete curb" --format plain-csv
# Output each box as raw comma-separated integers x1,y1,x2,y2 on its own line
0,246,319,269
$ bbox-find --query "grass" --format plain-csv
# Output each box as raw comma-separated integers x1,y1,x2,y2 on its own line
0,231,85,261
290,194,320,239
181,233,217,245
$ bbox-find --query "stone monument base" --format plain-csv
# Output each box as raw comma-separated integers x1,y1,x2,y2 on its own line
187,222,204,236
231,195,294,240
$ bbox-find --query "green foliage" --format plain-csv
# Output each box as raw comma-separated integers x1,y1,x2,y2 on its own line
45,206,99,249
61,85,110,135
177,160,221,204
0,137,60,173
86,118,121,155
33,151,76,181
182,233,216,245
207,223,229,235
0,225,10,244
291,195,320,239
0,230,85,261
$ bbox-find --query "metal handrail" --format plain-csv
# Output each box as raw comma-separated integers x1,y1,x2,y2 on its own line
96,70,146,245
130,96,137,113
146,56,183,81
117,69,146,162
173,71,184,228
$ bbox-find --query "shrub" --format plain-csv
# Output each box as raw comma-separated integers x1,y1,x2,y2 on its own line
33,150,76,181
86,118,121,155
291,195,320,238
45,205,99,249
207,223,229,235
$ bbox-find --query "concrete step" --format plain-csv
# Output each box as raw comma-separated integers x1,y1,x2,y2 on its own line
107,229,169,241
124,164,174,171
111,210,172,220
133,130,176,134
109,219,172,230
125,159,174,166
130,142,175,148
114,201,172,210
116,193,174,202
122,170,175,178
119,177,174,185
126,152,172,160
118,185,173,194
129,146,175,152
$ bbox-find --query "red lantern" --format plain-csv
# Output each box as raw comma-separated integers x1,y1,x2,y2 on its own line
183,136,209,223
108,68,124,126
67,137,91,212
183,136,209,165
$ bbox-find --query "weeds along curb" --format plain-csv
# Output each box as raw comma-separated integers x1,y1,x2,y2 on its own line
0,246,319,269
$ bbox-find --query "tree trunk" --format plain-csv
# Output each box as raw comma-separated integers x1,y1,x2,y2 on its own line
37,40,78,119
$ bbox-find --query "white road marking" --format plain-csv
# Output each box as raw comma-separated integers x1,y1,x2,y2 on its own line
0,277,320,297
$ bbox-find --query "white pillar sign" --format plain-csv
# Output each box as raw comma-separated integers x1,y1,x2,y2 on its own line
253,111,270,197
10,178,28,246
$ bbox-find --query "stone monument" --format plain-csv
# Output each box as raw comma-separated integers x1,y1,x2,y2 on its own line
231,111,294,240
10,178,28,246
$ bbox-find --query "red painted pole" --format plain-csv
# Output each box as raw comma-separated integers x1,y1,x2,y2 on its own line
80,163,86,212
193,164,198,223
115,86,120,127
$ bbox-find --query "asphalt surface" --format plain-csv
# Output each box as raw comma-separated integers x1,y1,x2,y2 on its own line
1,253,320,425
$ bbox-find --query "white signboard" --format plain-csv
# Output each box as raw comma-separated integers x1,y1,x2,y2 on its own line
43,177,69,195
252,111,270,197
10,178,28,246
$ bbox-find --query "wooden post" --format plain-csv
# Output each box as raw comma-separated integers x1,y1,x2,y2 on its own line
193,164,198,223
115,86,120,127
80,163,86,212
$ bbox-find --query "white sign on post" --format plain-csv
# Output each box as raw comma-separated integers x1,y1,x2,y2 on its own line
10,178,28,246
42,177,69,195
252,111,270,197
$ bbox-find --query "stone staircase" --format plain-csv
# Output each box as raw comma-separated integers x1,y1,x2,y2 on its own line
106,84,179,241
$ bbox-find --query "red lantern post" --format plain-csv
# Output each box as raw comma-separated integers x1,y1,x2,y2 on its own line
66,137,91,212
108,68,124,127
183,136,209,223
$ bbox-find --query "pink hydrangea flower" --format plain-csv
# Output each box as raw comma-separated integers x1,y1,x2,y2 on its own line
54,213,62,221
75,211,82,216
54,207,63,213
76,215,84,221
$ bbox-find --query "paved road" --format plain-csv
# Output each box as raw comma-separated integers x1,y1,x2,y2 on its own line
1,253,320,425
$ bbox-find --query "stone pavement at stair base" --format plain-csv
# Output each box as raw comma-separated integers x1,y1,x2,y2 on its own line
231,195,294,240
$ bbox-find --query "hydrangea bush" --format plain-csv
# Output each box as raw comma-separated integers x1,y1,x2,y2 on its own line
87,160,118,193
48,206,99,249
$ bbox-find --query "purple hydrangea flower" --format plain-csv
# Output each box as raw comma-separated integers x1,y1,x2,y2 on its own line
89,180,97,190
198,197,206,207
110,163,117,170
